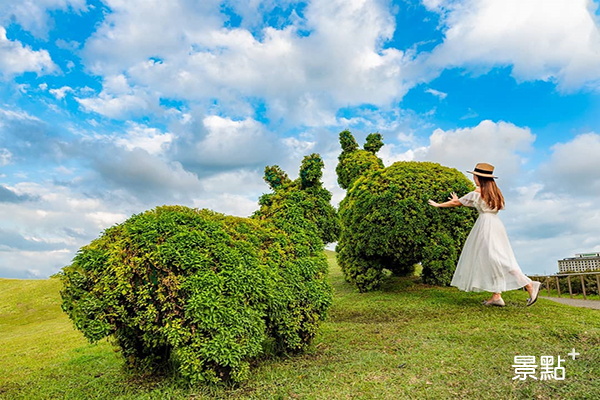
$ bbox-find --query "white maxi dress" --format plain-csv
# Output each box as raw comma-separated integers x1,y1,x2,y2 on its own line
450,191,532,293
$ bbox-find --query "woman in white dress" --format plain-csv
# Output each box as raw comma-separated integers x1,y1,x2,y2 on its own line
428,163,542,307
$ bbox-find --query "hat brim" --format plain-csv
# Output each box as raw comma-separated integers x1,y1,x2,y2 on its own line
467,170,498,179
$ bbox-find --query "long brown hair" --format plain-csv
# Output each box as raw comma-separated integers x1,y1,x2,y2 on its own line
477,176,505,210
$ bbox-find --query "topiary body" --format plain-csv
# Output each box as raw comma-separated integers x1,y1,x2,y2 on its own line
336,132,477,292
60,154,336,384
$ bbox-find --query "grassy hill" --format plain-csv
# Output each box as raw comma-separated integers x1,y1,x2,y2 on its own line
1,250,598,399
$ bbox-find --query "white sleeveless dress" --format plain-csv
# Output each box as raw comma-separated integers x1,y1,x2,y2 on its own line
450,191,532,293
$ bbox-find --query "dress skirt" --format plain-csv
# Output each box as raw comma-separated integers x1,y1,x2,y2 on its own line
450,212,532,293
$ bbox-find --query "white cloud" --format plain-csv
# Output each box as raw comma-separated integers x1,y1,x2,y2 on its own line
75,75,158,119
540,132,600,196
170,113,278,172
502,184,600,275
199,115,274,166
418,120,535,181
82,0,418,125
49,86,73,100
115,123,173,155
425,88,447,99
0,26,56,78
86,211,128,228
378,120,535,184
423,0,600,91
282,136,316,157
82,0,224,74
0,0,87,39
0,106,41,122
0,181,132,277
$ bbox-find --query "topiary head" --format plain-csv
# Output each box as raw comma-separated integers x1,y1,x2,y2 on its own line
364,133,383,154
254,153,339,244
264,165,291,190
336,130,385,190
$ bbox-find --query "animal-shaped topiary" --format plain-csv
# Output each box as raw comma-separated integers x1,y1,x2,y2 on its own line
59,153,338,385
335,131,477,292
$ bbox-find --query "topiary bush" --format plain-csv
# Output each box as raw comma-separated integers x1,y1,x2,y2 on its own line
336,131,477,292
336,130,384,190
60,154,336,385
255,153,340,244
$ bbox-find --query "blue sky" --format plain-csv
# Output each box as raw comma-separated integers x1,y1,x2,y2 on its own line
1,0,600,278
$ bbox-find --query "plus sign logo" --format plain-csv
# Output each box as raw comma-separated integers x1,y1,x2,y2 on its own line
567,348,579,360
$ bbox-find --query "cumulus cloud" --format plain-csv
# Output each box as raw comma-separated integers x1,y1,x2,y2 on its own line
80,0,418,125
115,123,173,155
170,112,279,174
423,120,535,177
379,120,536,185
540,132,600,196
423,0,600,91
75,75,159,119
0,26,56,78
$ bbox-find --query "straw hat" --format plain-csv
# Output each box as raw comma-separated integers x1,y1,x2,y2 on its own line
467,163,497,179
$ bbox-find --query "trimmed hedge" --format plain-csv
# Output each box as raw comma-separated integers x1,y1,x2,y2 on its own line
336,131,477,291
60,155,335,385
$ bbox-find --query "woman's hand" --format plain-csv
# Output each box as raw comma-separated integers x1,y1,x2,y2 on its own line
430,192,460,208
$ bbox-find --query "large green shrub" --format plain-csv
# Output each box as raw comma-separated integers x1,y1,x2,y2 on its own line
60,155,335,385
336,131,477,291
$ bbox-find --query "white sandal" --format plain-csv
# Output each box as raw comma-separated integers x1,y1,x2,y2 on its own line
526,281,542,307
483,298,505,307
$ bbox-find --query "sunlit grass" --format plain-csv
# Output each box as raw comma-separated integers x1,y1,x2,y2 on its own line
1,251,598,399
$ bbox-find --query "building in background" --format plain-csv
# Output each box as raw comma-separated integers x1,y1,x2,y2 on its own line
558,252,600,273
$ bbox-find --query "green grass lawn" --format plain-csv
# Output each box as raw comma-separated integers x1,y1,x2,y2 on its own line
1,250,598,399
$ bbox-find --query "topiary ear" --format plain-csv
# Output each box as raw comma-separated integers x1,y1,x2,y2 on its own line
339,130,358,153
364,133,383,154
299,153,324,189
264,165,290,190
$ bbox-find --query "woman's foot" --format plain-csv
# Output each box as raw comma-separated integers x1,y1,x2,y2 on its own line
482,298,506,307
526,281,542,307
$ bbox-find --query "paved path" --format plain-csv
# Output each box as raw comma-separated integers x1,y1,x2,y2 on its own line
540,296,600,310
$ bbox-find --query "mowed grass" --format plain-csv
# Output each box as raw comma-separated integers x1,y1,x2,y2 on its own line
0,250,598,399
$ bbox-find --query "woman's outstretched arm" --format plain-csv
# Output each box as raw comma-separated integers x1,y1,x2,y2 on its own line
428,192,462,208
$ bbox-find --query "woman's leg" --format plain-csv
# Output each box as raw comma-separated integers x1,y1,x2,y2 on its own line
508,269,534,297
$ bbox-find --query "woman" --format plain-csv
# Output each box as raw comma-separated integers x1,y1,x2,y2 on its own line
428,163,541,307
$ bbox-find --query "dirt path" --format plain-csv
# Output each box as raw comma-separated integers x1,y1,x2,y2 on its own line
541,296,600,310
